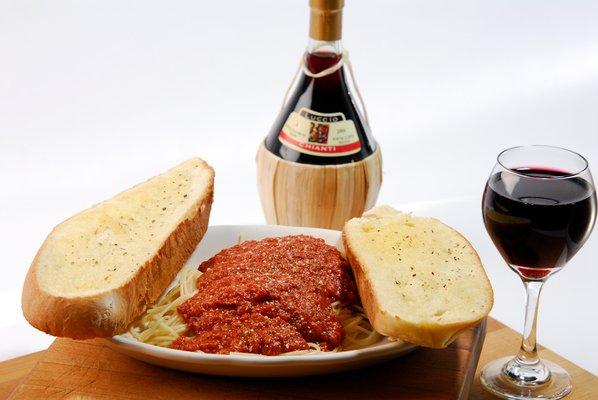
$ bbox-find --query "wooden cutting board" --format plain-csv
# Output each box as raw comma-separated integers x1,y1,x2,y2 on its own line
8,321,487,400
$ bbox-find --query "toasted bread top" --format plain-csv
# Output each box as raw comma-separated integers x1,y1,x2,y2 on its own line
22,158,214,338
36,158,213,298
343,205,493,348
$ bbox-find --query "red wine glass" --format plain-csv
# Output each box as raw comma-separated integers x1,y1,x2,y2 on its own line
480,145,596,399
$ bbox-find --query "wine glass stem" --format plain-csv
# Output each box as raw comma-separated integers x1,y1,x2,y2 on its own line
517,279,544,364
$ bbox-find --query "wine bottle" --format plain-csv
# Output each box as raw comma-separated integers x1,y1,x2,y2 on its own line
257,0,382,229
264,0,376,164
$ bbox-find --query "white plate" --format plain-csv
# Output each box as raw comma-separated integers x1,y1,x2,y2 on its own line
107,225,417,377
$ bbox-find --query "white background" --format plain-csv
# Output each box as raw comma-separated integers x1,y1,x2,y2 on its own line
1,0,597,374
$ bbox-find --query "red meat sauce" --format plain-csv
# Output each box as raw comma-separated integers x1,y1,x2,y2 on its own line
171,235,357,355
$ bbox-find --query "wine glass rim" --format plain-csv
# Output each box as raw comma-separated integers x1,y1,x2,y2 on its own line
497,145,590,179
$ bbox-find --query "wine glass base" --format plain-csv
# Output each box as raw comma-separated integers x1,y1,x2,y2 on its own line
481,356,572,399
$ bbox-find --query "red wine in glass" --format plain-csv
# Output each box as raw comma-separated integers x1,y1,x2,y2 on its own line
480,146,596,400
483,167,596,280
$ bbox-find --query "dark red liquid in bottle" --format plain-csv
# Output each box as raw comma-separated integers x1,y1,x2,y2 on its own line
482,168,596,279
264,52,376,165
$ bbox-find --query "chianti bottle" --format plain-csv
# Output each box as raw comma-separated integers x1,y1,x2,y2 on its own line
264,0,376,165
257,0,381,230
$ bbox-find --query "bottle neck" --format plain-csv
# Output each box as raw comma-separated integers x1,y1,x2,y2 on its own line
304,39,343,75
307,39,343,56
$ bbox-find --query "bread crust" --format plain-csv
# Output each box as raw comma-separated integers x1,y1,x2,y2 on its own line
21,166,214,339
343,217,493,349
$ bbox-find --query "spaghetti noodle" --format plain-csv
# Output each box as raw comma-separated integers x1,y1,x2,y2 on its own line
130,267,382,353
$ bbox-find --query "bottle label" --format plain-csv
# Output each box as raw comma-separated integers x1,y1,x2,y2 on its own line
278,108,361,157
